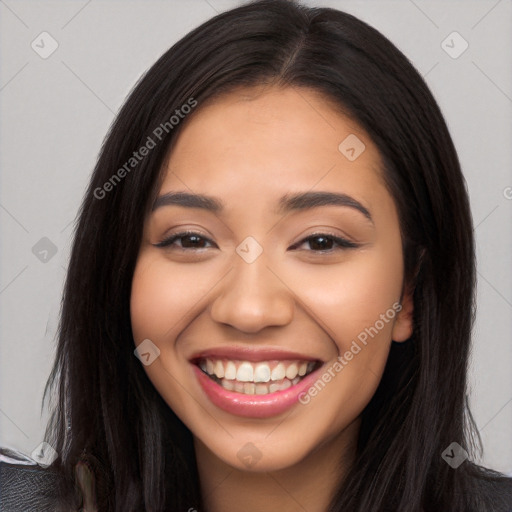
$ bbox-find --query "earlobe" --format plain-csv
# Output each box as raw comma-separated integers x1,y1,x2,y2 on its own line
391,286,414,343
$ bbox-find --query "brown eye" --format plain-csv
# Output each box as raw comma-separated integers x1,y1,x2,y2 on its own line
154,231,216,250
290,233,359,252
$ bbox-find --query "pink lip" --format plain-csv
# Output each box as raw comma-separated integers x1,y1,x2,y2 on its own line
192,363,322,419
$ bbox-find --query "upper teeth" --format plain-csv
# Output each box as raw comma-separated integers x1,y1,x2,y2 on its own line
200,359,314,383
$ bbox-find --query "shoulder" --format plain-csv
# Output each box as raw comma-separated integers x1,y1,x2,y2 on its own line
0,448,65,511
463,462,512,511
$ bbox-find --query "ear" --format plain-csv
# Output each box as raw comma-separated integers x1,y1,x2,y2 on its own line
392,248,425,342
391,284,414,343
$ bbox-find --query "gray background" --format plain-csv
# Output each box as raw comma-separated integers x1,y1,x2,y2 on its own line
1,0,511,474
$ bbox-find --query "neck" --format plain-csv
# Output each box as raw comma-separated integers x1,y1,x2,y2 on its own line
194,418,360,512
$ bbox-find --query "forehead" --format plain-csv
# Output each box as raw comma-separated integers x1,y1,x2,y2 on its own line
157,86,391,219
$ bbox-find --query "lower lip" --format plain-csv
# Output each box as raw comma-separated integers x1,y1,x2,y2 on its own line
192,363,322,418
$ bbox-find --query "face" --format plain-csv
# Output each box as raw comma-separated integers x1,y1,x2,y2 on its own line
130,85,413,472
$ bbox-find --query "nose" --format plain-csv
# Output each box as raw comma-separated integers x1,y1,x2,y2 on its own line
209,253,295,333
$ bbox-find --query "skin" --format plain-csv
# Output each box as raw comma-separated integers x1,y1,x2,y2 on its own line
130,85,414,512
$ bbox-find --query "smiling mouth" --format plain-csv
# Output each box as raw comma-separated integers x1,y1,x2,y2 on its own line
194,358,322,395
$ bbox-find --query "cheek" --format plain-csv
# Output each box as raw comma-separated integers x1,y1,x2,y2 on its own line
288,248,403,423
130,255,203,415
130,259,172,342
284,249,403,350
130,255,216,342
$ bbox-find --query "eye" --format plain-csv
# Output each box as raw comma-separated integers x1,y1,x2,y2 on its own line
153,231,216,250
290,232,359,252
153,231,358,252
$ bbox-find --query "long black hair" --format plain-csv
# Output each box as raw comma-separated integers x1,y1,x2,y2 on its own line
37,0,511,510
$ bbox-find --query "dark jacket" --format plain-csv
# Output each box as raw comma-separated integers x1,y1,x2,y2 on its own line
0,454,63,512
1,449,512,511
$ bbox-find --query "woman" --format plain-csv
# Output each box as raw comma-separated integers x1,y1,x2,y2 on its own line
1,0,510,510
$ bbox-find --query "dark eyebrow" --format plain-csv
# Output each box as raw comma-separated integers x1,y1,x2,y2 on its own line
152,191,223,212
152,190,373,223
277,191,373,223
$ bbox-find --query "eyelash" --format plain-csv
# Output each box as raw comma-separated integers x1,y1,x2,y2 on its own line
153,230,359,252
